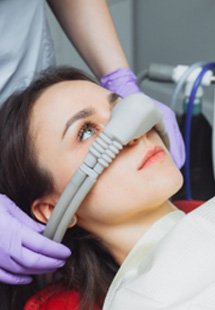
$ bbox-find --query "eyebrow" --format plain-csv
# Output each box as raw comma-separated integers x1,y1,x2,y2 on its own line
62,92,120,139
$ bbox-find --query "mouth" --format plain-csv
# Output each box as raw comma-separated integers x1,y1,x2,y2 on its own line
138,146,165,170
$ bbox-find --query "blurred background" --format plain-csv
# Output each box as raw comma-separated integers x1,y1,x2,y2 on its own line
46,0,215,200
46,0,215,120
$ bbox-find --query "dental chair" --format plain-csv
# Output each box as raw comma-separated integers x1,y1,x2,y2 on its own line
24,283,100,310
174,199,204,213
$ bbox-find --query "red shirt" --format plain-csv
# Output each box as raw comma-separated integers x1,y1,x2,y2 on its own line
24,283,101,310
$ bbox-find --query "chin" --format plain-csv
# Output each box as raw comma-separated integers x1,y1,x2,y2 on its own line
164,168,184,198
152,161,183,196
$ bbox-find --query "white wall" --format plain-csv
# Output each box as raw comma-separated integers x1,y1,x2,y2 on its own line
134,0,215,71
134,0,215,122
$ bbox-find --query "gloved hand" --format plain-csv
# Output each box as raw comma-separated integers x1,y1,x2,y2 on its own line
0,194,71,285
100,68,185,168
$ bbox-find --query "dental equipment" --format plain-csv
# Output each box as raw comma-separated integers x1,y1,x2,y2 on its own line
138,63,214,109
184,62,215,199
138,62,215,200
138,63,214,87
44,93,169,243
171,62,207,109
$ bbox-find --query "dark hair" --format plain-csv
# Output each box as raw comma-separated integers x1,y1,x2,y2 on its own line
0,67,118,310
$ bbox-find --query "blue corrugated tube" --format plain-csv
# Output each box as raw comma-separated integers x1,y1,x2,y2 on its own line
184,62,215,199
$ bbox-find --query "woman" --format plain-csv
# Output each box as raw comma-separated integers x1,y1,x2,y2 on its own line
0,67,214,310
0,1,185,289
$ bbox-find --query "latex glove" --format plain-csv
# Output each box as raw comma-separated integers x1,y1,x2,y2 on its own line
0,195,71,285
100,68,185,168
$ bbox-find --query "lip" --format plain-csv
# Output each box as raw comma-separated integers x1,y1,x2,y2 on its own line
138,147,165,170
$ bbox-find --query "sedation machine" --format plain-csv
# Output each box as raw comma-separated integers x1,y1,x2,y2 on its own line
43,93,169,243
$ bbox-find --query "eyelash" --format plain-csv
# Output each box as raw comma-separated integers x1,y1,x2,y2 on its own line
77,121,99,142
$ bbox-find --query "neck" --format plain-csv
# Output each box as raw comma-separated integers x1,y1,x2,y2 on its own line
99,201,177,265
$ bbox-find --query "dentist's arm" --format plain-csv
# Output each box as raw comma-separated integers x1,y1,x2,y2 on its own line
47,0,129,76
47,0,185,168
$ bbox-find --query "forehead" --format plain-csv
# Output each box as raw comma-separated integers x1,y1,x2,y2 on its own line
31,80,110,121
35,80,106,109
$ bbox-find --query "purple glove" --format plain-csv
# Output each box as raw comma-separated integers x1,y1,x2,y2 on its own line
100,68,185,168
0,194,71,285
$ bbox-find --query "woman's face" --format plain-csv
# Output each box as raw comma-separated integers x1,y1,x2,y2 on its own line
30,80,183,232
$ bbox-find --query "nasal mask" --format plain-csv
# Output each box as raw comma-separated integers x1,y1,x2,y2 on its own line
44,93,169,243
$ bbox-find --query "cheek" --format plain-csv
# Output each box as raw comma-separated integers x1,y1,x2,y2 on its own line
77,152,183,228
142,162,183,199
51,146,93,193
100,159,182,205
76,161,129,225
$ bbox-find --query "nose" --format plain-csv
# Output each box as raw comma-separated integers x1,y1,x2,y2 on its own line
127,138,139,147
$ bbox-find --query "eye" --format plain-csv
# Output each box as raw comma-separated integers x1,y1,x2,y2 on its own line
78,122,98,141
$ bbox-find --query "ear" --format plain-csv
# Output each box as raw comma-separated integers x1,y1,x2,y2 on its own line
31,195,56,224
31,195,78,228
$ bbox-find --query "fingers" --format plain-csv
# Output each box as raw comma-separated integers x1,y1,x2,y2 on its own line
167,121,186,168
0,268,32,285
0,194,45,233
0,248,65,276
153,99,186,168
0,194,15,208
0,196,71,282
22,227,71,260
9,205,45,233
16,246,66,272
